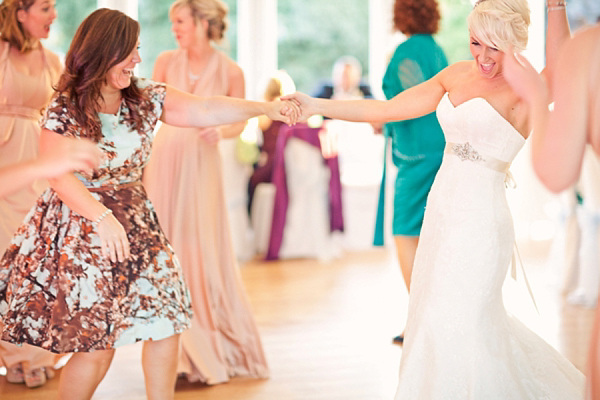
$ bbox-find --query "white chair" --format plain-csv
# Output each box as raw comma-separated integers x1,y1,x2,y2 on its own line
251,182,276,255
278,137,335,261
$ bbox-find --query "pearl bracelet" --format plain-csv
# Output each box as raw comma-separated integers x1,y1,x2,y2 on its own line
95,209,113,224
548,5,566,11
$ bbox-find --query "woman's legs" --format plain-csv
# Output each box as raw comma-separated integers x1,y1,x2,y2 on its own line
393,235,419,344
587,297,600,399
141,334,180,400
394,235,419,292
57,349,115,400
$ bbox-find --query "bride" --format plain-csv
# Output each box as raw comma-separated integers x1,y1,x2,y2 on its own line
285,0,584,398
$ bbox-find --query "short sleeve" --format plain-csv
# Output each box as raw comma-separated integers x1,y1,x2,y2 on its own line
41,95,82,138
136,78,167,123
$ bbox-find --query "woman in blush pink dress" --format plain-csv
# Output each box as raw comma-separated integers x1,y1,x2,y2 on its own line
0,0,62,388
143,0,269,384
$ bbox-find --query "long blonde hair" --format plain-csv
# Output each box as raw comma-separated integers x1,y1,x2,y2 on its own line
0,0,38,52
170,0,228,43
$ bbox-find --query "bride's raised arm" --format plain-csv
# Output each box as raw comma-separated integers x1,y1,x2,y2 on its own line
284,69,448,124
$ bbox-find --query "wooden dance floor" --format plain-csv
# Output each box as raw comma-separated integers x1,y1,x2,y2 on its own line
0,244,594,399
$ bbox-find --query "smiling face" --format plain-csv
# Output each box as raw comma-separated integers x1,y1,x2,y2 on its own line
17,0,57,40
170,5,205,49
105,42,141,92
469,34,505,79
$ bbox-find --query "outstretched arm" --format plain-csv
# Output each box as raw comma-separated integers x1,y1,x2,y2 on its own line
160,85,299,129
0,135,102,198
283,72,447,124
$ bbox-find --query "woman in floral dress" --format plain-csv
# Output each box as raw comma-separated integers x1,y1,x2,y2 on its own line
0,8,297,399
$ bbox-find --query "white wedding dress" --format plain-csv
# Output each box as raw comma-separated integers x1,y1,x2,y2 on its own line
394,93,584,399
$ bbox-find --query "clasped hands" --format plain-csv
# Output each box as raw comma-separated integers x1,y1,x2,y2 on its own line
272,92,315,126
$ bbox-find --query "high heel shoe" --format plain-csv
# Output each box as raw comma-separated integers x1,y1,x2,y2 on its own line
392,334,404,346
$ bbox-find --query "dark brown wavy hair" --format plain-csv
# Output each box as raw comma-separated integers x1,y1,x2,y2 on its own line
393,0,441,35
0,0,38,52
54,8,150,141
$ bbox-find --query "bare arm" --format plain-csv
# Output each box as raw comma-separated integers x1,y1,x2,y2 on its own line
545,3,571,97
504,28,594,192
532,30,593,192
218,62,248,139
0,134,102,198
160,84,298,128
41,130,130,262
284,71,447,124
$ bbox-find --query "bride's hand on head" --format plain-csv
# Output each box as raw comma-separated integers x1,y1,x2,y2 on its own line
504,50,548,104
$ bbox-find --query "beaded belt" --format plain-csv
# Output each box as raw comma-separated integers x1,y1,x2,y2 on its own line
445,142,516,188
86,181,142,192
0,105,41,120
445,142,510,173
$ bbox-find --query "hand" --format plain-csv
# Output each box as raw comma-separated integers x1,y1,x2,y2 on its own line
504,50,548,104
97,213,130,263
268,99,301,126
39,136,104,178
281,92,315,123
199,127,221,145
370,121,384,134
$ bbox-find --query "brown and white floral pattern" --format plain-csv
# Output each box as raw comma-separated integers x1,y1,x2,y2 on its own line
0,80,192,353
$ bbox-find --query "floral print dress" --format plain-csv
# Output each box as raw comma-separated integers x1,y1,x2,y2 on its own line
0,79,192,353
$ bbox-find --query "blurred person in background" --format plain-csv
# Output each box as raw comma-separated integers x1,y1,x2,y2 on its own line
313,55,372,100
247,70,295,214
142,0,269,385
372,0,448,346
504,1,600,397
0,0,63,388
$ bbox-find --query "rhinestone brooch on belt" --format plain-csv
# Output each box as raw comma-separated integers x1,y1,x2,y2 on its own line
452,142,485,162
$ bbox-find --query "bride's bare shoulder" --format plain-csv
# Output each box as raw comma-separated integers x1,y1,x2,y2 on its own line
438,61,473,88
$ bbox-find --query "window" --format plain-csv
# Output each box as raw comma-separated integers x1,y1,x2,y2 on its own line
277,0,369,94
45,0,96,59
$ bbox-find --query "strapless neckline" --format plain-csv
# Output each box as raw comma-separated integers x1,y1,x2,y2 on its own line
442,92,526,143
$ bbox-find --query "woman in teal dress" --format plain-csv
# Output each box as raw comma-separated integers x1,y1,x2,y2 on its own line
373,0,448,345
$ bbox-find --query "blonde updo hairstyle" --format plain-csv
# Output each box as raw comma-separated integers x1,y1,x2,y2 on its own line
468,0,530,53
170,0,228,43
0,0,38,52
